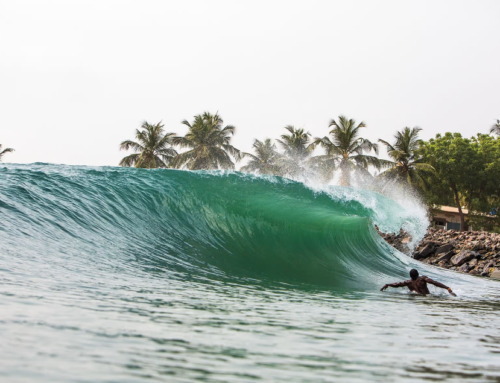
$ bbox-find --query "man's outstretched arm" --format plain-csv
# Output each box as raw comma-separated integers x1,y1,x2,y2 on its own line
380,281,409,291
424,277,457,296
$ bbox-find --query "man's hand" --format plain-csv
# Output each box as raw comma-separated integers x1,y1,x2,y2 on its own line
380,284,388,291
447,288,457,297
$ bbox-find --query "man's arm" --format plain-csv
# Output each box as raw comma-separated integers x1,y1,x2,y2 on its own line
380,281,409,291
423,277,457,296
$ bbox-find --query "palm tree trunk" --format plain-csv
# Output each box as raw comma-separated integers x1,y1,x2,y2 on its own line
339,161,350,186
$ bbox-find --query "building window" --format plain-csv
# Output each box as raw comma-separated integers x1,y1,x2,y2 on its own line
434,219,446,226
446,222,461,231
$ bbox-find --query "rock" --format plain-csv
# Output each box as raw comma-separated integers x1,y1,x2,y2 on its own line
435,244,454,255
491,270,500,280
414,243,435,260
459,263,469,273
436,251,455,263
451,250,477,266
471,241,484,250
438,260,449,268
377,228,412,255
469,258,478,268
380,228,500,276
483,260,495,272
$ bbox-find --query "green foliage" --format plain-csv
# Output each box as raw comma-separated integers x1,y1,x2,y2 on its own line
468,214,500,233
275,126,316,179
378,127,434,188
241,139,281,175
0,144,14,162
172,112,242,170
314,116,385,186
119,121,177,168
418,132,500,230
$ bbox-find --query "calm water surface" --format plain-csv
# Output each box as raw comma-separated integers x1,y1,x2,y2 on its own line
2,254,499,383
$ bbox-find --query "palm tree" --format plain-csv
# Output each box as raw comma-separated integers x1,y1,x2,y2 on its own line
275,126,315,179
0,144,14,162
314,116,383,186
172,112,242,170
491,119,500,135
241,139,281,175
119,121,177,168
378,127,434,188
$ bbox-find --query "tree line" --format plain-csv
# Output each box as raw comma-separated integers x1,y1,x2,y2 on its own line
2,115,499,231
119,112,500,231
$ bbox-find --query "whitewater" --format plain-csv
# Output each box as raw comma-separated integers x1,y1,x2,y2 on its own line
1,163,499,383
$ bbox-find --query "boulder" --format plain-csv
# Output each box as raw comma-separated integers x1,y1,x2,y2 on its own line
435,244,454,255
491,270,500,280
472,241,484,250
469,258,478,268
482,260,494,273
435,251,454,263
414,243,435,260
451,250,477,266
459,263,469,273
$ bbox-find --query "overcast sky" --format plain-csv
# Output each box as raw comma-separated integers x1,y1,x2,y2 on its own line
1,0,499,166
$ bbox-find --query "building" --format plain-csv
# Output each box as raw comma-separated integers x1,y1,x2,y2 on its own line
431,205,468,231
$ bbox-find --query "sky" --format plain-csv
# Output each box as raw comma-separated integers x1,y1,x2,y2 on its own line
1,0,499,166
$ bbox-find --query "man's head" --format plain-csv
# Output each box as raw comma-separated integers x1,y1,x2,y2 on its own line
410,269,419,280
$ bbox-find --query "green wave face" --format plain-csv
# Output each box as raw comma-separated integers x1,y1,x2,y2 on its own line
0,164,429,289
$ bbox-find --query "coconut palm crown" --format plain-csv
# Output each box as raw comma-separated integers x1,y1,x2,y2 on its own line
314,116,382,186
119,121,177,168
241,139,281,175
275,126,315,179
172,112,242,170
0,144,15,162
491,119,500,135
378,127,434,187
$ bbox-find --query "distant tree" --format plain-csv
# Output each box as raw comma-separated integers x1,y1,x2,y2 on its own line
119,121,177,168
275,126,315,179
419,133,476,231
173,112,242,170
491,119,500,135
0,144,15,162
419,133,500,231
314,116,384,186
241,139,281,175
378,127,434,188
465,134,500,212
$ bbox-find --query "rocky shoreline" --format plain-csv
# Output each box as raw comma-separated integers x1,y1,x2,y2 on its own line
380,228,500,280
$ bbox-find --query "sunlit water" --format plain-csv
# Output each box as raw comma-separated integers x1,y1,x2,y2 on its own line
1,164,499,382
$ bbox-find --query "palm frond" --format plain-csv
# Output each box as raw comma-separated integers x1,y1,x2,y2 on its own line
490,119,500,135
119,153,140,167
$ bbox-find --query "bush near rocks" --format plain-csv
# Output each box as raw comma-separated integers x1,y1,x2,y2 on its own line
379,227,500,279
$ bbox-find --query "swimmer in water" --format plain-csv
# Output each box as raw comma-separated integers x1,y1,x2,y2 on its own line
380,269,457,296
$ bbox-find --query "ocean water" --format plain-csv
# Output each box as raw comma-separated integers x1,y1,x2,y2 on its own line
1,164,499,383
